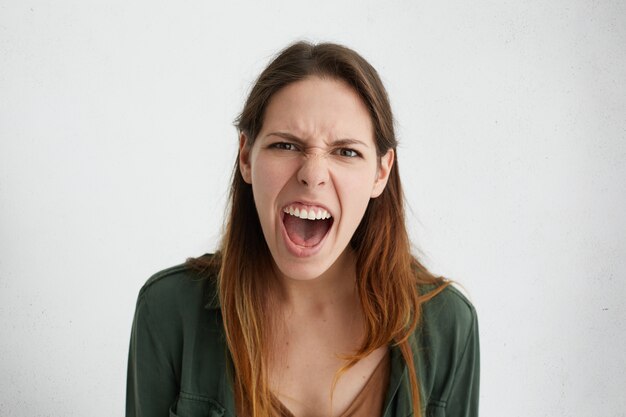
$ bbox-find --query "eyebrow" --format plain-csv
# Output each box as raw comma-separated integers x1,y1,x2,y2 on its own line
265,131,370,148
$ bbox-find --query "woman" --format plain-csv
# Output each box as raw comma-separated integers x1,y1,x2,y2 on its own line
126,41,479,417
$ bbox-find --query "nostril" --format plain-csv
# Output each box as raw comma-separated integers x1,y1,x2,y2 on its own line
297,163,328,187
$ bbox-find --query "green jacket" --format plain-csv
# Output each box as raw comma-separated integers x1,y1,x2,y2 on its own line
126,256,480,417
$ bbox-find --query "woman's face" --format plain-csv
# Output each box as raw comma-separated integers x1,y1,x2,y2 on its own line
239,76,393,282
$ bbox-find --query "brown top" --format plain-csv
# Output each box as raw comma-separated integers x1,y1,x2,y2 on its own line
278,350,391,417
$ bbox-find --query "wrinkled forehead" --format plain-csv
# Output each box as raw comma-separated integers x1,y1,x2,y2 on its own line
259,76,375,146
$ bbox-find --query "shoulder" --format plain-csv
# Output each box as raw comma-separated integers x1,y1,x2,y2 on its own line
135,253,220,323
415,283,480,405
127,254,228,413
418,283,478,355
421,283,478,336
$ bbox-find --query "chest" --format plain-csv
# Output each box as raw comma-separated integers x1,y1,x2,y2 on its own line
269,339,389,417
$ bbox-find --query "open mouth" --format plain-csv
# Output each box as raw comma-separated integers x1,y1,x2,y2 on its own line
281,205,334,248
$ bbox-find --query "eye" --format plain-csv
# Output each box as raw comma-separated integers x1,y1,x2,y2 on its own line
270,142,298,151
336,148,360,158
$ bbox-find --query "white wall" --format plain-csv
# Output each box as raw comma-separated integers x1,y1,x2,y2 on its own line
1,1,624,416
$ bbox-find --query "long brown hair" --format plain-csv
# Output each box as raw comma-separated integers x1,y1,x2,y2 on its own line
188,41,449,417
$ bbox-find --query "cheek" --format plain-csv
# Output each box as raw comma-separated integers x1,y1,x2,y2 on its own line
337,164,376,194
334,164,377,213
251,156,295,204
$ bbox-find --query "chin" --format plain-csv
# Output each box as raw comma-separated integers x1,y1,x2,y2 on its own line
271,242,356,283
272,256,336,282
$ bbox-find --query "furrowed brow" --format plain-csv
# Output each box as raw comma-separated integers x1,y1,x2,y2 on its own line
265,132,306,146
331,138,369,148
265,132,369,148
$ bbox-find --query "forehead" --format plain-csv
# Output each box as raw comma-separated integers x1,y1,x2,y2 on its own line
260,76,374,144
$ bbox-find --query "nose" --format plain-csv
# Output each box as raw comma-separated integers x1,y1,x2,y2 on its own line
296,153,329,188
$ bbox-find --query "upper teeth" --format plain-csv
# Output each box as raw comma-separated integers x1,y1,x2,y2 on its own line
283,205,332,220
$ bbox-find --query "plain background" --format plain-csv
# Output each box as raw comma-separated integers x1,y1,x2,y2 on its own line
1,1,625,416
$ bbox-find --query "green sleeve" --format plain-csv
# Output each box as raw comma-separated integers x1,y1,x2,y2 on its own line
126,288,178,417
443,303,480,417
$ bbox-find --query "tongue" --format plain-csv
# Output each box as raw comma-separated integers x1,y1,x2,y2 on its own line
283,215,332,247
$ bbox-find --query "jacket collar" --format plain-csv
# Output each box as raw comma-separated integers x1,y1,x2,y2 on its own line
383,341,414,416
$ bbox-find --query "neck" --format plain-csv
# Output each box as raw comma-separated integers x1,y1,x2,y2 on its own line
274,249,360,318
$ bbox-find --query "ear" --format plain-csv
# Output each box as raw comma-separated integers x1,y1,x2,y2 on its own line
239,132,252,184
371,149,394,198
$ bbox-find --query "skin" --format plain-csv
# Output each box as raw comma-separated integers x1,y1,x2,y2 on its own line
239,76,394,416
